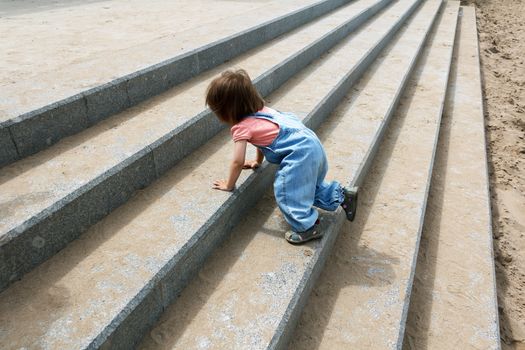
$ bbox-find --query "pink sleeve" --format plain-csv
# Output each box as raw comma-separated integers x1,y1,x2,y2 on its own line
231,123,252,142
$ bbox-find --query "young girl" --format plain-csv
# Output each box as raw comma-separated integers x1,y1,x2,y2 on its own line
206,69,357,244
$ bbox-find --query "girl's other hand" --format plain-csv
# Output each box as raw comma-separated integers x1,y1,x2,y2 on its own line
212,179,234,191
243,160,260,169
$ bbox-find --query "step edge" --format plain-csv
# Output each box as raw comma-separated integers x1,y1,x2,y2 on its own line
269,0,446,348
84,3,410,347
466,6,502,343
0,0,352,166
0,0,390,293
396,1,458,348
90,1,424,348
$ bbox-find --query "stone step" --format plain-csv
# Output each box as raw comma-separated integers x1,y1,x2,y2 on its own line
136,1,448,349
0,0,351,166
0,0,393,292
288,2,460,348
402,6,500,349
0,0,422,348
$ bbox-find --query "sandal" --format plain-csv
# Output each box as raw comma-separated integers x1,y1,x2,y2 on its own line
341,186,358,221
285,218,324,245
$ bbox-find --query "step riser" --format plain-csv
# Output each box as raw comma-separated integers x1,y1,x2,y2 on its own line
97,1,427,348
256,0,390,100
306,0,421,133
0,0,353,167
403,6,500,348
0,126,20,166
0,1,440,349
270,212,346,350
348,8,437,189
97,162,276,349
153,0,392,176
397,13,456,350
0,0,392,293
273,3,447,350
288,3,459,348
135,1,449,348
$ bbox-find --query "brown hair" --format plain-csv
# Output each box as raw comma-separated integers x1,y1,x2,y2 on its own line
205,69,264,125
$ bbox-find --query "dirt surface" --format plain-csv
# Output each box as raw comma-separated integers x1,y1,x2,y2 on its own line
461,0,525,348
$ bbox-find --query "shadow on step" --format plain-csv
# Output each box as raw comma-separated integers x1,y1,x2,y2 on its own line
287,176,400,349
137,56,413,349
0,129,235,344
400,45,454,348
138,189,280,349
288,70,421,349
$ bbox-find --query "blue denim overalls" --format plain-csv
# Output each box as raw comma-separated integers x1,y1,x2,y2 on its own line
249,109,344,232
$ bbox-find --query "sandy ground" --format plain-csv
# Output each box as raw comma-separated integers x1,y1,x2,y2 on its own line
464,0,525,348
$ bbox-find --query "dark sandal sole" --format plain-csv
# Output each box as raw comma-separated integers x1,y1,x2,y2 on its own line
285,230,323,245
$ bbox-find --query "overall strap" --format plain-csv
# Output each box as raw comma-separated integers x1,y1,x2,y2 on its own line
251,108,301,131
253,110,277,120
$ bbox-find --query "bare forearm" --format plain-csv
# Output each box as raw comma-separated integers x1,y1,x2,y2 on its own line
226,162,243,189
212,140,247,192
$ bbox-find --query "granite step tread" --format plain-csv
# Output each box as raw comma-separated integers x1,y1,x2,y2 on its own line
0,0,420,348
136,1,450,349
402,6,500,349
0,0,352,165
0,0,315,118
288,2,459,348
0,0,393,291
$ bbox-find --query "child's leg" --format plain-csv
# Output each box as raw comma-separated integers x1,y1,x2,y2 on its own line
312,149,344,211
273,131,344,233
273,140,329,233
313,155,358,221
314,180,344,211
273,163,318,233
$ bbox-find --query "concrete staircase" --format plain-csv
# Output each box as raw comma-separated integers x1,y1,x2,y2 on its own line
0,1,500,349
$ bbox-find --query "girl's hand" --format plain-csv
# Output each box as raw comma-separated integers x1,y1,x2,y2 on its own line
243,160,260,169
212,179,234,191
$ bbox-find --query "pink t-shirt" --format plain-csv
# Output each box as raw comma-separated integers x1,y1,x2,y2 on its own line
231,107,279,146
